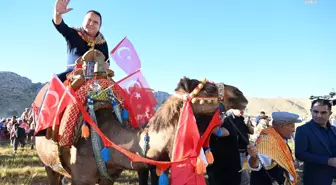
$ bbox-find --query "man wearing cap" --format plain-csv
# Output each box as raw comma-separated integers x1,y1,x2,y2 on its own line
245,111,300,185
295,99,336,185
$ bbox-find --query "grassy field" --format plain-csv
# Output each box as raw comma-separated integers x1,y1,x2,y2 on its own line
0,140,333,185
0,142,139,185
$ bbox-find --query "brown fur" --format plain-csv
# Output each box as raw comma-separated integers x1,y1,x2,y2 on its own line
34,77,248,185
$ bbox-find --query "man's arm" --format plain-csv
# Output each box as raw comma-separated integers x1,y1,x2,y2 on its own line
53,10,63,25
52,0,74,38
247,145,272,170
294,126,329,165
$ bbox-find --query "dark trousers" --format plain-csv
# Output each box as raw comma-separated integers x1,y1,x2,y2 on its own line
137,166,159,185
207,164,241,185
13,136,25,151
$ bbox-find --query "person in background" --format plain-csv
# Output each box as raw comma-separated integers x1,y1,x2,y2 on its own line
230,109,254,185
206,111,242,185
255,111,266,126
11,119,27,153
295,99,336,185
246,111,300,185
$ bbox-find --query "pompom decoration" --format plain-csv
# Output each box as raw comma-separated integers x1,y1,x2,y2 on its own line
156,167,163,176
100,147,111,162
191,98,197,104
158,171,169,185
121,109,129,120
81,123,90,139
205,149,214,164
216,127,223,136
195,157,207,175
199,99,205,104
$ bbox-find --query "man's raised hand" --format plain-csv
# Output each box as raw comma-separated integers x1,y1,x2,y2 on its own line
55,0,73,15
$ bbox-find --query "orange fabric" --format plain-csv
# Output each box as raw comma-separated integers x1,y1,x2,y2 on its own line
257,127,297,184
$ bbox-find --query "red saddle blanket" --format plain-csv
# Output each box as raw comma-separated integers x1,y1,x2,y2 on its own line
32,78,117,146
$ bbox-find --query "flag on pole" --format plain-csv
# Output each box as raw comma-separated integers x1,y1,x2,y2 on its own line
34,74,76,135
110,37,141,75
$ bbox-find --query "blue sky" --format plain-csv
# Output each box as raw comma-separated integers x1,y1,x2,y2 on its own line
1,0,335,98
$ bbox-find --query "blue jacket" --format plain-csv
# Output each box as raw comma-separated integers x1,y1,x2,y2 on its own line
295,120,336,185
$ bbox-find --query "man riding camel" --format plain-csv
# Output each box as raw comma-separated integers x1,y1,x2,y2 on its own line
246,111,300,185
53,0,109,82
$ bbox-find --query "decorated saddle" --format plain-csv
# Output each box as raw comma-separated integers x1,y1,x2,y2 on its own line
32,49,129,147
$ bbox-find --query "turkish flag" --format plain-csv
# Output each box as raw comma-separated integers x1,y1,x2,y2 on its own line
110,37,141,75
117,70,157,128
170,101,207,185
34,74,75,135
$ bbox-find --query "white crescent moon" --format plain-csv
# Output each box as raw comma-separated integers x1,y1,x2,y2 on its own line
126,80,141,94
46,90,60,109
117,47,131,60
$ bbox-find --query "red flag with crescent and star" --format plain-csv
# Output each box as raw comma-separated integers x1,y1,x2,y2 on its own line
117,70,157,129
110,37,141,75
34,74,76,135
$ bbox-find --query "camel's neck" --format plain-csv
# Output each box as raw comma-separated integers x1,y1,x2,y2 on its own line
94,98,182,169
95,108,145,169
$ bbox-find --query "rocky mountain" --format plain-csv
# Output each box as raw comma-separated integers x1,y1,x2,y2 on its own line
0,71,330,120
0,72,45,117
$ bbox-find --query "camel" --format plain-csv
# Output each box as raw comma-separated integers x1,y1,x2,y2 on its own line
34,77,248,185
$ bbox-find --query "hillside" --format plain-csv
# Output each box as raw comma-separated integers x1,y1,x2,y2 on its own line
0,71,325,119
0,72,45,117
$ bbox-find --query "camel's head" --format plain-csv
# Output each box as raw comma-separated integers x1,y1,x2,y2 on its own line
175,77,220,115
216,83,248,112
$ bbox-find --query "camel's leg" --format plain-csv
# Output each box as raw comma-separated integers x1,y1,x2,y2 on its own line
149,166,159,185
138,168,149,185
45,166,64,185
98,169,123,185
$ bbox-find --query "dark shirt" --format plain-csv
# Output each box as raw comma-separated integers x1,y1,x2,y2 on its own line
234,116,249,151
52,19,109,69
311,123,336,157
206,115,241,185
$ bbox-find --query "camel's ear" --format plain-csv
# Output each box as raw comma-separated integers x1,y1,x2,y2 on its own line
175,76,191,92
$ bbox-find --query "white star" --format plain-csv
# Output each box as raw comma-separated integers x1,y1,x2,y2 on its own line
135,92,141,99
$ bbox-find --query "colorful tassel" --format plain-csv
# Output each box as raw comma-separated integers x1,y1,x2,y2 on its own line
156,167,163,176
121,109,129,120
81,123,90,139
195,157,207,175
216,127,223,136
158,171,169,185
100,147,111,162
205,149,214,164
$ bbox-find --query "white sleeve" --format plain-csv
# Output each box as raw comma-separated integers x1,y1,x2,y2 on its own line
247,154,295,182
247,154,273,171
